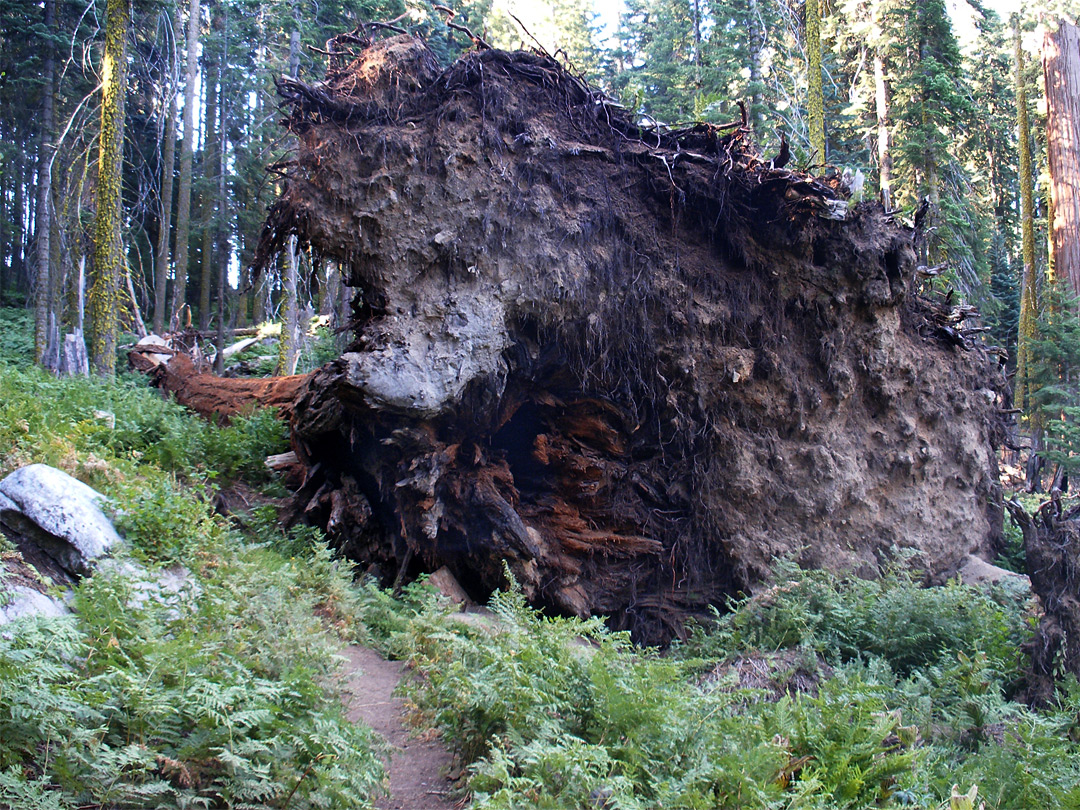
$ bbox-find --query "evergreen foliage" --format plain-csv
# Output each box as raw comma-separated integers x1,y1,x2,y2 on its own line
1028,282,1080,478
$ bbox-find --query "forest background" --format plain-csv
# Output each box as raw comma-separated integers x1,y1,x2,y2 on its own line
2,0,1080,482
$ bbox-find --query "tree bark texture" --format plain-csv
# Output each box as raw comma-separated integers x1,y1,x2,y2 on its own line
1006,497,1080,705
806,0,825,164
1044,20,1080,303
171,0,200,318
1017,18,1039,416
873,51,891,209
199,39,219,333
153,8,181,335
33,0,56,365
133,352,312,421
89,0,129,376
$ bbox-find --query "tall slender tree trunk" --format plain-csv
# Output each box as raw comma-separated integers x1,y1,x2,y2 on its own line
171,0,200,320
34,0,56,364
199,46,219,332
279,24,302,374
89,0,130,376
0,119,7,303
1014,15,1042,488
747,0,763,134
1016,17,1038,412
691,0,702,92
213,7,230,373
806,0,825,164
1044,20,1080,302
874,51,891,209
153,9,181,334
13,151,26,289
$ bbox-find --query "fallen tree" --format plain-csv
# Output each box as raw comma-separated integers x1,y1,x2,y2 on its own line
130,339,312,422
244,33,1007,641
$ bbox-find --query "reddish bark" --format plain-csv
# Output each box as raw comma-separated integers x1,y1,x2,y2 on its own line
151,354,312,422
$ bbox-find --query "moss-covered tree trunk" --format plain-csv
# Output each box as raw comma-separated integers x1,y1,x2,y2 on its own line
89,0,129,376
1016,17,1038,417
806,0,825,165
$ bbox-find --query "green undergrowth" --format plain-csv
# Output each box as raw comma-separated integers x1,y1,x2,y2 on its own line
359,562,1080,810
0,349,384,808
5,306,1080,809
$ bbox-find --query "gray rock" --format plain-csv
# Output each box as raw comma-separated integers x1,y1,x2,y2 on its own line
958,554,1030,595
0,583,69,624
96,558,201,615
0,464,125,579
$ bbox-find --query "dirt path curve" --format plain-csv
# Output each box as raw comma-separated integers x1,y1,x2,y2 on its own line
342,646,460,810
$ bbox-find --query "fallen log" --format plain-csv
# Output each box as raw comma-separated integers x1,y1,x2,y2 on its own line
248,33,1009,641
152,354,312,422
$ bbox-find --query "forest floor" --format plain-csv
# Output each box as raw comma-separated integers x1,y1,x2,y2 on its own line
342,645,459,810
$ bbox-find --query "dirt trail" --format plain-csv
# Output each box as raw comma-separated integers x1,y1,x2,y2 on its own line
342,645,459,810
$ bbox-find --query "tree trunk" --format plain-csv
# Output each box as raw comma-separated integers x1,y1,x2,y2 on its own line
805,0,825,165
134,352,312,421
34,0,56,365
89,0,130,376
1016,17,1039,420
214,13,230,375
153,9,181,335
171,0,200,319
13,147,26,290
0,119,7,303
747,0,763,133
277,25,303,375
691,0,702,91
278,236,300,375
1044,20,1080,303
199,31,219,333
873,50,891,209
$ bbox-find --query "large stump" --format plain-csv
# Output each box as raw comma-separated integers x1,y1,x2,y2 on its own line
256,34,1007,641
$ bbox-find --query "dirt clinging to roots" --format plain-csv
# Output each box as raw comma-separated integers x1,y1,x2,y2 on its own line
256,34,1008,642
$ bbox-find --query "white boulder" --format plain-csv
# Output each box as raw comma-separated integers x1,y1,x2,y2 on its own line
0,464,125,578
